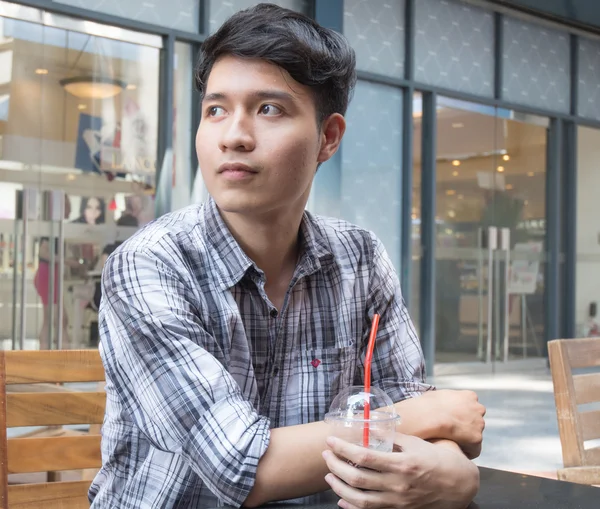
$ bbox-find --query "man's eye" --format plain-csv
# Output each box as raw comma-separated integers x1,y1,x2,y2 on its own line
259,104,282,116
207,106,225,117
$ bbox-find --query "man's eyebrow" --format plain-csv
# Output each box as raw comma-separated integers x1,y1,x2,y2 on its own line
203,92,226,102
202,90,297,103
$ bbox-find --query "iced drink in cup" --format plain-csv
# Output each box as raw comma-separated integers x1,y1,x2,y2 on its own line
325,385,400,453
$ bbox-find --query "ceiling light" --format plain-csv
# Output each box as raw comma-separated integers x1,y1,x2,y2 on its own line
497,166,505,173
35,68,48,75
126,84,137,90
527,172,535,177
446,189,456,196
503,154,510,161
77,104,87,110
452,123,464,128
452,171,459,177
448,210,456,218
59,76,127,99
452,160,461,166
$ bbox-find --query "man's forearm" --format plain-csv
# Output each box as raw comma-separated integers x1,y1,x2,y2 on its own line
245,391,482,507
393,390,486,459
244,421,331,507
393,394,447,440
244,397,447,507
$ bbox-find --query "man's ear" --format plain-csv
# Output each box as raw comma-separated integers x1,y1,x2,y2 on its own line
317,113,346,164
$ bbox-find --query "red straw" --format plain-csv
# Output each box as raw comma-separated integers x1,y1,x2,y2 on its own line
363,313,380,448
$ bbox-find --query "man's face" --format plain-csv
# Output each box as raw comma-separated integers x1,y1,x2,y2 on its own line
196,55,335,218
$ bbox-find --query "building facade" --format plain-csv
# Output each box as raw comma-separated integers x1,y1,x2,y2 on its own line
1,0,600,375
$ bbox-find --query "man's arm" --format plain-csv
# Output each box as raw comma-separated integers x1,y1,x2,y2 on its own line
393,389,486,458
101,247,272,507
244,391,483,507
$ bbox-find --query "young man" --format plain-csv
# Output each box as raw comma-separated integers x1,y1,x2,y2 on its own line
89,4,485,508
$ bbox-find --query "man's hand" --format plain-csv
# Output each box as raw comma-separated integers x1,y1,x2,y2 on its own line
395,390,486,459
322,433,480,509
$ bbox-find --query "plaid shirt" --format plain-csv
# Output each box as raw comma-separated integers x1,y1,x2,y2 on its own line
89,197,432,509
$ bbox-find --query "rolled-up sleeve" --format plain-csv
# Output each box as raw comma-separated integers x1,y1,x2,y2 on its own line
99,247,270,506
355,235,435,402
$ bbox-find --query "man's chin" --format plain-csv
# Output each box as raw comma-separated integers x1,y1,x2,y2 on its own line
210,192,263,216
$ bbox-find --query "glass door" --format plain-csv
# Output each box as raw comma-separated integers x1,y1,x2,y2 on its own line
429,97,548,367
0,7,160,350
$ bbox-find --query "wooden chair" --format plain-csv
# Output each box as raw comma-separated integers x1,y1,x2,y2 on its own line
548,338,600,485
0,350,106,509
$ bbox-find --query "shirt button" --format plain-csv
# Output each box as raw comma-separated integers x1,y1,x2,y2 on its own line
270,309,278,318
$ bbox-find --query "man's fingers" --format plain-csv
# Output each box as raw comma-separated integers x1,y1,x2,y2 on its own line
324,473,386,509
392,431,422,450
462,442,482,460
326,437,389,472
322,450,386,491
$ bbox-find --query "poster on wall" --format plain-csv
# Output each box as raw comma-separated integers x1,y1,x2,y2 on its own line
508,241,543,295
75,113,103,174
105,97,155,176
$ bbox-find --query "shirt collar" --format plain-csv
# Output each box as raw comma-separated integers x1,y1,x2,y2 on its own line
201,197,334,290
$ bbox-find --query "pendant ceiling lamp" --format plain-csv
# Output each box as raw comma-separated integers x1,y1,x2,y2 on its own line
59,76,127,100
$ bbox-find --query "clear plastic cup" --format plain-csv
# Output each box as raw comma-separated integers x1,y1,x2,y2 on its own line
324,385,400,453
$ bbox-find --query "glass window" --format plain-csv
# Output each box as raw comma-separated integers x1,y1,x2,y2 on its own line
414,0,494,97
341,80,402,271
577,37,600,121
576,126,600,337
172,42,194,211
410,92,422,334
344,0,405,78
209,0,311,33
0,15,159,350
430,98,548,364
53,0,200,32
502,16,570,113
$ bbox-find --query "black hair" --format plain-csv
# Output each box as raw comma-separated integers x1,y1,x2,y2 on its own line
195,3,357,124
79,197,106,225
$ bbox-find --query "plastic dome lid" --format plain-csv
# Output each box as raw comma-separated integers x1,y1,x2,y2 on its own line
325,385,399,422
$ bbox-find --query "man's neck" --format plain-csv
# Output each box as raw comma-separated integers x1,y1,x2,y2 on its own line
218,205,304,290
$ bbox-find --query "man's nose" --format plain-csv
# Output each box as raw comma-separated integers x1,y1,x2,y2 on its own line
219,112,255,152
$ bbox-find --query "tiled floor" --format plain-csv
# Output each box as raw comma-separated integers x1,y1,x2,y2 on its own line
432,359,563,474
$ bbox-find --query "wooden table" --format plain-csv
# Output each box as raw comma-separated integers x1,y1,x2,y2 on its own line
212,467,599,509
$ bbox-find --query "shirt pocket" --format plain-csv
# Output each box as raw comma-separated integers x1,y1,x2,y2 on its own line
285,346,355,425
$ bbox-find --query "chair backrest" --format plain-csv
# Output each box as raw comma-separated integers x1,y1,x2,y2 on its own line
548,338,600,469
0,350,106,509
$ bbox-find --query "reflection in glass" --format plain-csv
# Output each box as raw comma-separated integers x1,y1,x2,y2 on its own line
172,41,194,211
430,99,547,363
410,92,422,336
0,15,160,350
53,0,201,33
576,127,600,337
